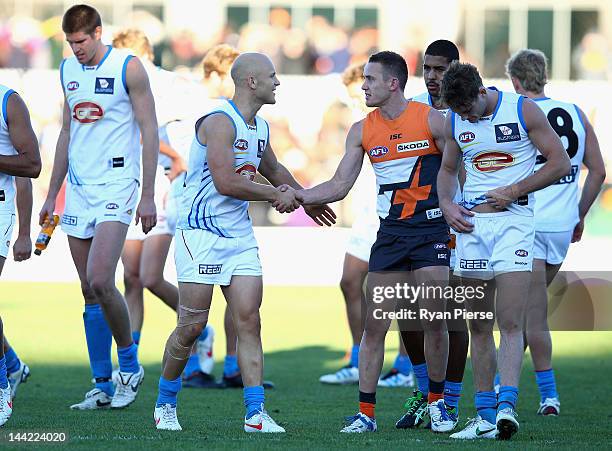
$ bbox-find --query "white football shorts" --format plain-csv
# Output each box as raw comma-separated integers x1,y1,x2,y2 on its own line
175,228,262,286
533,230,572,265
454,211,534,280
346,211,378,262
0,213,15,259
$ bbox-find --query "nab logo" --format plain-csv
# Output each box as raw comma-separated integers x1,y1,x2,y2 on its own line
397,140,430,152
459,131,475,143
472,151,514,172
95,77,114,94
369,146,389,158
389,133,402,140
73,102,103,123
236,162,256,181
494,123,520,143
234,139,248,151
515,249,528,257
67,81,79,91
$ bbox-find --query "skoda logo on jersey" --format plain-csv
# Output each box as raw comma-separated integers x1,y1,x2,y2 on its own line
105,203,119,210
494,123,520,143
472,151,515,172
73,102,104,123
515,249,528,257
235,162,256,181
234,139,248,151
459,131,475,143
369,146,389,158
67,81,79,91
95,77,115,94
397,140,430,153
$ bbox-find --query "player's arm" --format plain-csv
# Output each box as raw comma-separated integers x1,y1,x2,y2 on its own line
0,92,41,178
160,139,186,180
13,176,32,261
428,108,446,153
204,114,300,213
299,120,365,205
39,100,70,225
437,114,473,232
258,141,336,226
486,98,570,209
126,56,159,233
572,107,606,242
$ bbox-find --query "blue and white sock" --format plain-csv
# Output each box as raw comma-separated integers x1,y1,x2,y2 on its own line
475,390,497,424
349,345,359,368
244,385,265,420
444,381,463,412
412,363,429,395
535,369,558,402
156,376,181,407
224,355,239,377
393,354,412,375
117,342,139,374
498,385,519,412
83,304,113,396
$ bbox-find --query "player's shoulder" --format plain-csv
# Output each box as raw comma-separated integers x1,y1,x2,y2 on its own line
111,46,135,60
411,91,430,105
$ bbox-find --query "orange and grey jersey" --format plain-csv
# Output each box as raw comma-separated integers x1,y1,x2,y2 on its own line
0,85,17,213
532,97,586,231
363,101,447,236
61,46,140,185
451,90,538,216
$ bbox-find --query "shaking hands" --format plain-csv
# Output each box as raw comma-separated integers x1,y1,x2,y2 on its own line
271,184,336,227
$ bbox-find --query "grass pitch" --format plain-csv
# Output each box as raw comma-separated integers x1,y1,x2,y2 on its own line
1,282,611,449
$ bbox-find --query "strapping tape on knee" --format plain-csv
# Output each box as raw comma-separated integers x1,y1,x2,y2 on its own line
166,330,192,361
177,305,209,327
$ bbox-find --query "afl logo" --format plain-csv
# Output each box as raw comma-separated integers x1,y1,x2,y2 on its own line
73,102,103,123
515,249,528,257
459,131,475,143
67,81,79,91
369,146,389,158
235,162,256,181
472,151,514,172
234,139,249,151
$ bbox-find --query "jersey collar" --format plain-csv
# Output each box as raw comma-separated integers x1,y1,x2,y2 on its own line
81,45,112,71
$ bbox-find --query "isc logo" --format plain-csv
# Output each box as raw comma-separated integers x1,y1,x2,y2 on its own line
73,102,104,123
397,140,430,152
472,151,514,172
459,132,475,143
235,162,256,181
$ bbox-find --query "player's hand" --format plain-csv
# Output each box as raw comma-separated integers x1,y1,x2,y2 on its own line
136,195,157,234
485,184,519,210
168,156,187,181
440,201,474,233
303,204,336,226
38,198,56,226
13,234,32,262
272,185,302,213
571,218,585,243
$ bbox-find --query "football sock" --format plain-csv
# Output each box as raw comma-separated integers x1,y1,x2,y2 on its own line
244,385,265,419
132,331,141,346
0,357,7,389
183,354,200,377
444,381,462,412
498,385,519,412
393,354,412,375
83,304,113,396
413,363,429,395
428,378,445,403
475,390,497,424
157,376,181,407
350,345,359,368
4,347,20,374
535,368,558,402
117,343,139,374
198,325,209,342
359,391,376,418
224,355,239,376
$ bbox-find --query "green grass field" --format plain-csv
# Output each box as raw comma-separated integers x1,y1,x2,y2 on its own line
1,282,611,449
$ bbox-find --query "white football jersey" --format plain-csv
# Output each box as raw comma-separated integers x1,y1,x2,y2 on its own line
532,97,586,231
177,99,269,238
452,90,537,216
0,85,17,213
61,46,140,185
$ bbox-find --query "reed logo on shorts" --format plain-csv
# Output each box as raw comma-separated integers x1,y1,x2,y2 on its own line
460,259,488,270
199,264,222,275
62,215,78,226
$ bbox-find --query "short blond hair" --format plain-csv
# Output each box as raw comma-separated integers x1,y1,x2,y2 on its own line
112,28,153,61
341,62,365,87
506,49,548,93
202,44,240,79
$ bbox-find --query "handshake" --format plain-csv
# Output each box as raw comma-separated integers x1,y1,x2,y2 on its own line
270,184,303,213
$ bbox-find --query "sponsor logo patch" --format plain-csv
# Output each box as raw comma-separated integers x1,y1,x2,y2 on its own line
62,215,78,226
112,157,124,168
67,81,79,91
434,243,447,250
257,139,265,158
514,261,529,265
397,140,430,152
459,259,488,270
426,208,442,220
234,139,248,151
472,151,514,172
0,190,4,202
389,133,402,140
235,162,256,181
106,203,119,210
73,101,103,123
199,264,222,275
438,253,448,259
369,146,389,158
95,77,115,94
515,249,528,257
459,131,475,143
494,123,521,143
